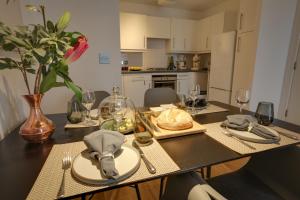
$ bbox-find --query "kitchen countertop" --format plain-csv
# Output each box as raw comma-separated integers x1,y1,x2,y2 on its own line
122,69,209,74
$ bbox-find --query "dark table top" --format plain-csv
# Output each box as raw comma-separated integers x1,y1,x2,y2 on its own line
1,102,299,200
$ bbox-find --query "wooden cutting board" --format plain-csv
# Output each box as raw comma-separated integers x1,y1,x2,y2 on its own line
150,116,206,139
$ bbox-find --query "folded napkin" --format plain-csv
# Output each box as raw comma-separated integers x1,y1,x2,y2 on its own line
83,130,126,179
250,123,280,142
221,115,255,131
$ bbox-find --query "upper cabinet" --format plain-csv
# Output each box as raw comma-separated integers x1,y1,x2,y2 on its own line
197,12,237,52
120,13,147,50
197,17,211,52
146,16,171,39
169,18,197,52
238,0,261,33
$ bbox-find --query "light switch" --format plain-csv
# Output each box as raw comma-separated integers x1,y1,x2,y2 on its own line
99,53,110,64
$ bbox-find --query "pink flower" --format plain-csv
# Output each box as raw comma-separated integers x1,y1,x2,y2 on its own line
64,36,89,64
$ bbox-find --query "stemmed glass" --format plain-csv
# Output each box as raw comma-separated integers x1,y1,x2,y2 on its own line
82,90,96,126
235,89,250,113
189,89,198,115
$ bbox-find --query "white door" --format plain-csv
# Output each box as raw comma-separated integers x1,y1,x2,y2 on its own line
122,75,151,107
285,48,300,125
120,13,146,50
171,19,185,51
231,31,258,106
146,16,171,39
210,32,236,91
184,19,197,51
239,0,261,33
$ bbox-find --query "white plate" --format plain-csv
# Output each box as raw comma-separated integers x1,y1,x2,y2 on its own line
228,126,280,144
72,145,141,185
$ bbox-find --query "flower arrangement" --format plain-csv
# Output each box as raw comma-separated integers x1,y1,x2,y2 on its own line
0,3,88,100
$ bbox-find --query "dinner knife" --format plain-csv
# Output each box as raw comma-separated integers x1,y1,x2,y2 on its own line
132,140,156,174
276,130,299,140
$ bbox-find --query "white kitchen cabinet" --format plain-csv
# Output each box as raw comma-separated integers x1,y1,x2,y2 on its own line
238,0,261,33
177,73,191,96
231,31,258,107
120,13,147,50
146,16,171,39
122,74,152,107
169,18,197,52
197,17,211,52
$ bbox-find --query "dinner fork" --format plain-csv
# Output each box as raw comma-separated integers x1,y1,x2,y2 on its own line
57,152,72,199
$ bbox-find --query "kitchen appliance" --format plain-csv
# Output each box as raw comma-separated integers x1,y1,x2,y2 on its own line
209,31,236,104
167,56,176,71
177,55,187,70
192,54,200,71
152,74,177,91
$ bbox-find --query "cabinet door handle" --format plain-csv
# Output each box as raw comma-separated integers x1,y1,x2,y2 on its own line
239,13,243,30
237,37,241,52
144,80,146,85
206,37,208,48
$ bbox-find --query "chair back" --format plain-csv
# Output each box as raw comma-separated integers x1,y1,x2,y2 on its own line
144,87,178,107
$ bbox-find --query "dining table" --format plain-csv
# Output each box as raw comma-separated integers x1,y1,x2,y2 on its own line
1,101,300,200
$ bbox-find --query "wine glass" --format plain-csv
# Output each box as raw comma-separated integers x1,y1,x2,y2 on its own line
189,89,198,115
235,89,250,113
82,90,96,125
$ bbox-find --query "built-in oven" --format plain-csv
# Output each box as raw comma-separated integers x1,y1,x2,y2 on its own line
152,74,177,91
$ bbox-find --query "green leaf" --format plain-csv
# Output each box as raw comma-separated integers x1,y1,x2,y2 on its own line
47,21,55,33
56,11,71,33
2,43,15,51
6,35,30,48
40,69,57,93
65,80,82,101
33,48,46,57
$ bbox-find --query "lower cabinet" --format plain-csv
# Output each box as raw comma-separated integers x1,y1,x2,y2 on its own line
122,74,151,107
177,73,191,96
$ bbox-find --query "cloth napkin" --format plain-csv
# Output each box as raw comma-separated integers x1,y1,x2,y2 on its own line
83,130,126,179
221,115,255,131
250,123,280,142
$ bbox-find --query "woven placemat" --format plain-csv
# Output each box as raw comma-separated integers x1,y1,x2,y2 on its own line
190,104,228,116
26,135,179,200
205,122,300,155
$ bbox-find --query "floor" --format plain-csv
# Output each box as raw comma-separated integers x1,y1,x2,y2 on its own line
78,157,250,200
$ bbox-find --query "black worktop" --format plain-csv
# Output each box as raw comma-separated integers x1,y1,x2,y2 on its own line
122,69,208,74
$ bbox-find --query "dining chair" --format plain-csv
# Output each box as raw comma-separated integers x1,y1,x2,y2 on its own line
163,146,300,200
144,87,179,107
71,90,110,109
162,172,226,200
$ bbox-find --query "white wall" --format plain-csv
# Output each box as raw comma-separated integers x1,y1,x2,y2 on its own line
250,0,297,116
0,0,27,140
120,1,202,19
20,0,122,114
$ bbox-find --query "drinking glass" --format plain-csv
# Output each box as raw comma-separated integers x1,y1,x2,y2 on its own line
235,89,250,113
177,94,186,109
255,102,274,126
189,89,198,115
67,100,83,124
82,90,96,126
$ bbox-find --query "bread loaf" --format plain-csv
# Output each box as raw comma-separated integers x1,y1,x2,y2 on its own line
157,108,193,130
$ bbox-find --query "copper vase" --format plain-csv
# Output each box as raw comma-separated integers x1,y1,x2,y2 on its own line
19,94,55,143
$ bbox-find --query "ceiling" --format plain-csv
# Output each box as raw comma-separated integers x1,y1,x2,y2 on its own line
120,0,228,11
